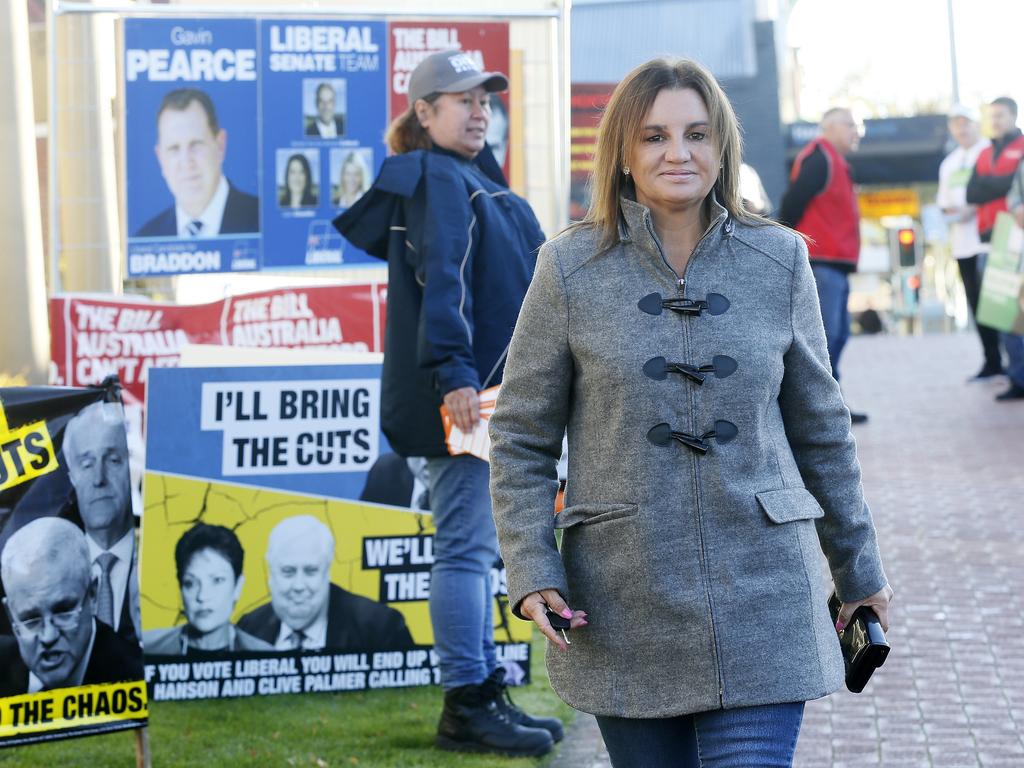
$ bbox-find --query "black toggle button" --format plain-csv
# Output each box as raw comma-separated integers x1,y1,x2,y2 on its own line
638,292,730,317
646,420,739,454
643,355,738,384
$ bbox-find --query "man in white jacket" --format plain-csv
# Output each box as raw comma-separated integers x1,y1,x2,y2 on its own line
937,103,1002,380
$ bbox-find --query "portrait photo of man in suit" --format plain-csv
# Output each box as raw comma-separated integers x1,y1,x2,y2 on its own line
63,402,141,646
237,515,412,651
135,87,259,238
0,518,143,695
305,81,346,139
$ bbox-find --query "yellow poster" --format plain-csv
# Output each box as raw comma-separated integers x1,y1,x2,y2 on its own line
140,474,531,702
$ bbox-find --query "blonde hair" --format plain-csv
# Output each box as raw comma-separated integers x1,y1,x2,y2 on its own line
385,94,442,155
582,57,760,250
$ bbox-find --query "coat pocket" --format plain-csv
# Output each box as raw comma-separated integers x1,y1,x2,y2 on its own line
755,487,825,524
554,503,638,530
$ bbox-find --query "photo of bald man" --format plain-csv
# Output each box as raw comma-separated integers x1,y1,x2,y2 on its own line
237,515,412,651
0,518,143,695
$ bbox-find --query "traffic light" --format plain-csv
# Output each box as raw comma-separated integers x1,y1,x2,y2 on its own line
897,227,916,268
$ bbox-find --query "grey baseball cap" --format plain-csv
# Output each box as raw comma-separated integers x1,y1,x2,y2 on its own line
407,50,509,105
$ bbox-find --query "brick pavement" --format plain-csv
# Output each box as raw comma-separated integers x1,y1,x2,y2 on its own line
546,332,1024,768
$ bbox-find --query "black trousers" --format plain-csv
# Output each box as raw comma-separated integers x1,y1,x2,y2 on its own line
958,254,1003,370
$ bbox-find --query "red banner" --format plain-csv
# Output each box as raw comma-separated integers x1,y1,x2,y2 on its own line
49,285,386,408
388,22,510,176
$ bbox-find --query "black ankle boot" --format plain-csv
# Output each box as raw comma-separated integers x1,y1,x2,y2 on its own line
435,682,554,756
480,667,565,742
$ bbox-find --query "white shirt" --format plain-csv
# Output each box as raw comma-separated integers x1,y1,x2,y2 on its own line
274,605,328,650
937,138,990,258
87,529,135,632
315,118,338,139
175,175,229,238
29,620,97,693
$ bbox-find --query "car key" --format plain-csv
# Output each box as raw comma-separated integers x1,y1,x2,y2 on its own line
545,610,572,645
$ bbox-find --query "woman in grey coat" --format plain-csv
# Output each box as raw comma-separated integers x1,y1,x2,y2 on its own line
488,58,894,766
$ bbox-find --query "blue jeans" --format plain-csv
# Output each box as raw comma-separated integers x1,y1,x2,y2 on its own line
596,702,805,768
811,264,851,381
1002,332,1024,386
425,454,498,690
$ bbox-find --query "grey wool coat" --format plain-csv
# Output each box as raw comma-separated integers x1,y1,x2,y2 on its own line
488,195,888,718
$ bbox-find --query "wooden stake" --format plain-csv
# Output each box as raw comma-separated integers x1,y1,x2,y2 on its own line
134,726,151,768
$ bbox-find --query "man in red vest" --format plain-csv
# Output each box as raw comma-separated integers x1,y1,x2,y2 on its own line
966,97,1024,243
780,107,867,423
966,96,1024,401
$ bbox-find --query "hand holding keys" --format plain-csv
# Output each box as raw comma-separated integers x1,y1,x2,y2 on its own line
545,610,572,645
519,589,587,652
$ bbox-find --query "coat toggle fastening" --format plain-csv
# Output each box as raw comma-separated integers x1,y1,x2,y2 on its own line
642,355,738,385
646,420,739,454
638,292,731,317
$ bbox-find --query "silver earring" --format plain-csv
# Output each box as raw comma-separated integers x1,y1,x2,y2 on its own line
623,166,630,175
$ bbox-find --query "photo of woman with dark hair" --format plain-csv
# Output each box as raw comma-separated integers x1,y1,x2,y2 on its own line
143,523,273,656
278,152,318,209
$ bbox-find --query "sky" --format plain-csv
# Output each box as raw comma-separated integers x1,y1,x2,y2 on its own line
789,0,1024,119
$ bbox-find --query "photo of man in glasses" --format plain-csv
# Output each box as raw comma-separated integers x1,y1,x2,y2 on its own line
0,517,143,695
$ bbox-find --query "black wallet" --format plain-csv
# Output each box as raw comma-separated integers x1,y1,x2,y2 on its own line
828,592,890,693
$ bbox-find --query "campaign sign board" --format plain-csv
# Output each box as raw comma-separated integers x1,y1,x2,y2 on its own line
123,17,509,276
0,382,147,746
388,22,510,177
142,365,531,702
125,19,262,276
49,283,386,411
260,20,387,269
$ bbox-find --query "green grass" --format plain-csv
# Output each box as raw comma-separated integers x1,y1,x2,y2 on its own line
0,636,576,767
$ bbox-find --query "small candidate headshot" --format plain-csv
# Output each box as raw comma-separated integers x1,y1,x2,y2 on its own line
486,93,510,168
135,87,259,238
237,515,413,651
305,81,346,138
143,524,273,656
279,152,319,209
333,150,370,209
63,401,140,643
0,517,142,694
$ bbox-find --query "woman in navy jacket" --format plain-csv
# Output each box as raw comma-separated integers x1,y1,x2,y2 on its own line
335,50,554,757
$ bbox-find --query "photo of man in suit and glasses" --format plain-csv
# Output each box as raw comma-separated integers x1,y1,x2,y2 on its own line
0,517,144,695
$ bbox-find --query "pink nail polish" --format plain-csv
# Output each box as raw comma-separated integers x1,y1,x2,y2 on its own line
560,608,573,619
835,621,845,632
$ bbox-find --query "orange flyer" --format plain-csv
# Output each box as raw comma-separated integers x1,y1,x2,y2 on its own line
439,385,500,461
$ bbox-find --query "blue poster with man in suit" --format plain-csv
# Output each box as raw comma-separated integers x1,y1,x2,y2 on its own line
125,19,261,277
124,18,388,276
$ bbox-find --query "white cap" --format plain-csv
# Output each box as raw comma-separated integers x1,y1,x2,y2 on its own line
948,103,979,122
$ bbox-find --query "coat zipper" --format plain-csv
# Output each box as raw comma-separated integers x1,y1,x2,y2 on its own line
644,212,727,707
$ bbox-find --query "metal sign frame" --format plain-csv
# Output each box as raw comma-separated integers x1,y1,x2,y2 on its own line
47,0,571,292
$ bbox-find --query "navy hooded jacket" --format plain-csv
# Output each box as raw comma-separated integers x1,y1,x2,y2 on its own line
334,146,545,457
